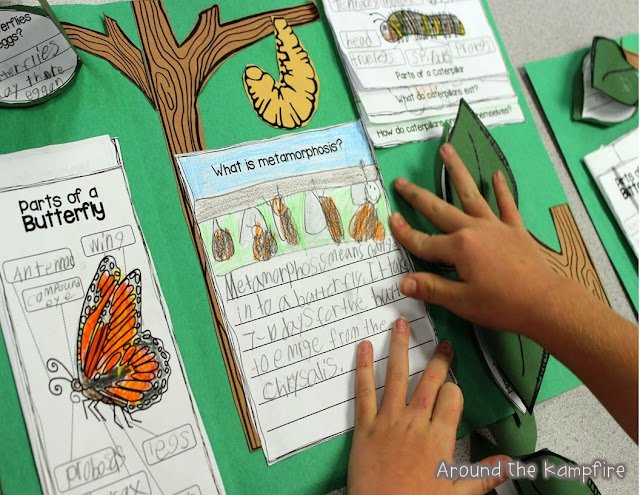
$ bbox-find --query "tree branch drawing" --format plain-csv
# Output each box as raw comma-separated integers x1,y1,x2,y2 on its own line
61,0,320,451
536,204,609,306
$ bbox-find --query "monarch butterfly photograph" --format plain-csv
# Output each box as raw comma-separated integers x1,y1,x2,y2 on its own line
349,174,385,243
378,11,465,43
47,256,171,427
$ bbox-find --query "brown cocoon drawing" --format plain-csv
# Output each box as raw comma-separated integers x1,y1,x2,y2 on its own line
213,227,234,262
349,203,384,243
272,194,299,245
320,196,343,244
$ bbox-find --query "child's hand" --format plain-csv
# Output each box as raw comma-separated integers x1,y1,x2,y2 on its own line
391,143,562,338
347,318,508,494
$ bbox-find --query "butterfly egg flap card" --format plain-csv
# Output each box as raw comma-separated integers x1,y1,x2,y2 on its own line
176,121,447,464
0,136,224,495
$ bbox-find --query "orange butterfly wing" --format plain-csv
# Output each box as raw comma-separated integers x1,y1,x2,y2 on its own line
77,256,170,411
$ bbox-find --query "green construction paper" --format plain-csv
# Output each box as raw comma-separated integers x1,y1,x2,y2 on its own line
591,37,639,106
444,99,519,213
0,0,589,493
489,409,537,459
0,6,81,108
514,450,601,495
525,36,639,310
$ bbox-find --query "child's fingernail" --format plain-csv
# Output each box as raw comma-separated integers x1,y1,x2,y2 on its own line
359,340,372,353
494,171,505,182
437,341,453,356
395,317,408,332
400,277,417,295
442,143,454,156
395,177,408,187
391,212,406,227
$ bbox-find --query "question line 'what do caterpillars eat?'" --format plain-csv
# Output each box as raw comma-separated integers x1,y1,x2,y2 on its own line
17,187,106,233
211,139,344,177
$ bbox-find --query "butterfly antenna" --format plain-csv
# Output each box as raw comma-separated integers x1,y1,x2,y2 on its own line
46,356,75,394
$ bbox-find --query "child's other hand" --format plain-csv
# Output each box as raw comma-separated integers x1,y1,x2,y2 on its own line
347,318,508,495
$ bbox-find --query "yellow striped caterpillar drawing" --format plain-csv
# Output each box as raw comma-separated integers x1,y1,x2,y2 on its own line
243,17,319,129
379,11,465,43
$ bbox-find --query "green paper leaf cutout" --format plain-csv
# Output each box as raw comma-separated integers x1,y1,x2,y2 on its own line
0,6,81,107
591,36,638,106
489,409,537,459
439,100,547,410
470,431,501,464
443,99,519,216
572,52,635,126
478,326,548,412
514,450,602,495
572,59,585,121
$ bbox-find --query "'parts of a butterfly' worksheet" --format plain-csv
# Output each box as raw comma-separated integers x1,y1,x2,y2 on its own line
0,137,225,495
176,121,451,464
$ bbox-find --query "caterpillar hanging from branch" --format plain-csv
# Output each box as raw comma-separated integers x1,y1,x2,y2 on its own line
243,17,319,130
377,11,465,43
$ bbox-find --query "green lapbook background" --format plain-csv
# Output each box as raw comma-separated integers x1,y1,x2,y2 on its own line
525,36,639,311
0,1,584,493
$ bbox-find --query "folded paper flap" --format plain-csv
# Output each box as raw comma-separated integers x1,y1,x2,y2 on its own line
0,136,117,191
0,4,81,107
591,36,639,106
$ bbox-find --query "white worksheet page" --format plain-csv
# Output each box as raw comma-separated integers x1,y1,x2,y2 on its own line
323,0,510,89
584,127,639,257
0,136,224,495
177,122,445,464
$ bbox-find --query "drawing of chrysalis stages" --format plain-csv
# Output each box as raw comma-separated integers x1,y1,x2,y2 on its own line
212,219,235,261
349,171,385,243
240,207,278,261
243,17,319,129
271,193,299,246
47,256,171,427
304,189,344,244
378,11,465,43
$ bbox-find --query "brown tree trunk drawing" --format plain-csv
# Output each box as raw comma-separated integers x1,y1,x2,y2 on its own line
62,0,319,451
536,204,610,306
